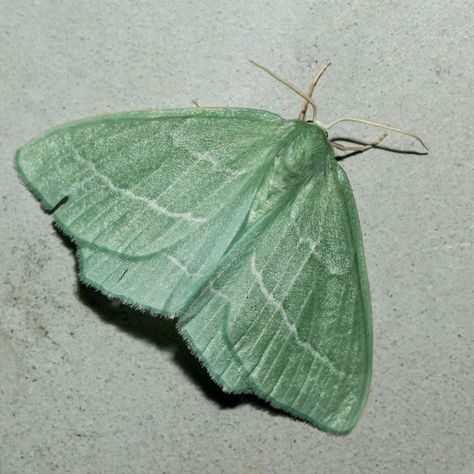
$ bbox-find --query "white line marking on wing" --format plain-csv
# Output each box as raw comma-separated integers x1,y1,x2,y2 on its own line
250,252,344,379
191,150,248,177
165,254,205,277
67,134,207,223
290,214,321,260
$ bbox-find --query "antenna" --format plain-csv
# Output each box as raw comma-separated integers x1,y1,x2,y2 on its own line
299,62,331,121
249,59,318,119
327,117,429,151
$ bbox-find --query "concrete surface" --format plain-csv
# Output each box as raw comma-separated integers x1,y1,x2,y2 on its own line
1,1,473,473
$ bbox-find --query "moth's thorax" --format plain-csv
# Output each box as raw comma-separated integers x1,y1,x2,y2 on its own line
277,121,333,181
249,121,335,223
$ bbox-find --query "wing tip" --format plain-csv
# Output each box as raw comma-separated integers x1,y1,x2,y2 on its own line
15,146,57,211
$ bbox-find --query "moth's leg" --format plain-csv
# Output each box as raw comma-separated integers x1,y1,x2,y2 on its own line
331,132,388,152
191,98,229,109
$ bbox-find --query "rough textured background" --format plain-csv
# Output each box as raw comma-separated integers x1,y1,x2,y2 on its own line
1,1,472,473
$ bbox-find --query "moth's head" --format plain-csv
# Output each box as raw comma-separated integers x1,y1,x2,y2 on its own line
305,119,329,138
303,119,331,148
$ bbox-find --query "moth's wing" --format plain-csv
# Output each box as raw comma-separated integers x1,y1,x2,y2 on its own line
178,165,372,433
17,108,293,315
16,108,289,257
75,181,261,316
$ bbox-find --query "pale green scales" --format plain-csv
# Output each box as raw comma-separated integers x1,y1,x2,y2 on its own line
16,107,371,434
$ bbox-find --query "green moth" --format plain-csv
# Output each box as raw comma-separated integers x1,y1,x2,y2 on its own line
15,61,426,434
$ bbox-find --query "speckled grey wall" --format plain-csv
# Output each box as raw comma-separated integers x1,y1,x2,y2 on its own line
1,1,472,473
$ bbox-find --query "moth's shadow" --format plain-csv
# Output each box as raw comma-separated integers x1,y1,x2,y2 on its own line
76,285,287,416
77,284,242,407
53,228,284,419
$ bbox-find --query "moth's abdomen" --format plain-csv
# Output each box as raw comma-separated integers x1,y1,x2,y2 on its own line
249,121,334,223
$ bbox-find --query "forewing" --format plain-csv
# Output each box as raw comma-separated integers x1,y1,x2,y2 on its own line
179,165,372,433
16,108,289,257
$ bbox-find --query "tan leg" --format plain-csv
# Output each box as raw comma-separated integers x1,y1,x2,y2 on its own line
191,99,229,109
